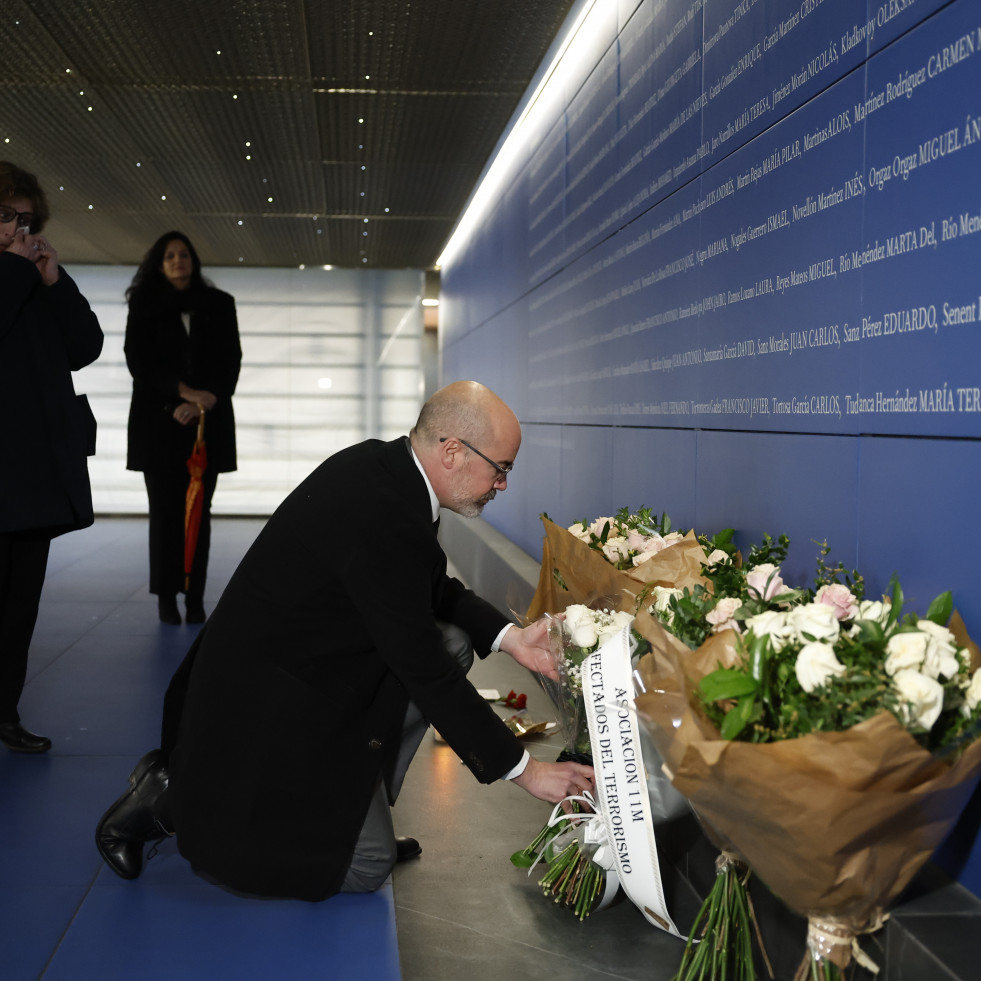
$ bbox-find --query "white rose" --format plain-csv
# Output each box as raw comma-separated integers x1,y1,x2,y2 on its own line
649,586,683,623
567,522,592,541
662,531,685,545
564,605,599,649
703,548,730,565
610,609,634,631
884,630,930,676
601,536,631,563
745,609,793,651
596,610,634,647
795,641,847,693
856,599,891,624
893,669,945,731
789,602,841,645
916,620,961,681
962,669,981,717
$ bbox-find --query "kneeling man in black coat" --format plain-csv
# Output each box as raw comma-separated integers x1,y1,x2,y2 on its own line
96,380,595,901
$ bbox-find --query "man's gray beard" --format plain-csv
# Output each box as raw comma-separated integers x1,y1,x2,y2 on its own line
453,489,496,519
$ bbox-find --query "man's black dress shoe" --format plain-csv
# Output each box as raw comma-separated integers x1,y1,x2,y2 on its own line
158,595,181,625
396,836,421,862
95,750,170,879
0,722,52,753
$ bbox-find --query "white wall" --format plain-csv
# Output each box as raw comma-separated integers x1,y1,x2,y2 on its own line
71,264,426,515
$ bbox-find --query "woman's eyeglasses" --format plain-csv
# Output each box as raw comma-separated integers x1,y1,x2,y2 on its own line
0,207,34,229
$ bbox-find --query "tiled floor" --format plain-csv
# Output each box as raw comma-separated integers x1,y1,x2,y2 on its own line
0,519,398,981
1,517,687,981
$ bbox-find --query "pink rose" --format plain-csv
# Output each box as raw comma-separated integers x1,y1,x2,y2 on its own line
588,516,617,538
601,536,630,563
706,596,742,634
626,529,650,551
745,563,785,601
815,583,859,621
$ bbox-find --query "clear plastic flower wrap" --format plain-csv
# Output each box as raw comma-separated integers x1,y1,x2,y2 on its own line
540,600,634,760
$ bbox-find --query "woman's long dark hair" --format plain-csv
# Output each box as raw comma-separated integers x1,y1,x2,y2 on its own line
126,230,210,303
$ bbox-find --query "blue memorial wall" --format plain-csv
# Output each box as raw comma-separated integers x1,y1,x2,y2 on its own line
439,0,981,894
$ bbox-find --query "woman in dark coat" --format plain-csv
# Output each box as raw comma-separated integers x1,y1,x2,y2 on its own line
0,161,103,752
125,232,241,625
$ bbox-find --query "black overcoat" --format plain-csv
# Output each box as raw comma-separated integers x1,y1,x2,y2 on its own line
165,437,524,900
0,253,103,535
124,284,241,473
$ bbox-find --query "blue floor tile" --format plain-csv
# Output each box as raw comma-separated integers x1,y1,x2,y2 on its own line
45,884,400,981
1,519,401,981
0,886,91,981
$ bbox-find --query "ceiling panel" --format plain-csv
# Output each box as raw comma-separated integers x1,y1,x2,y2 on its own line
0,0,579,269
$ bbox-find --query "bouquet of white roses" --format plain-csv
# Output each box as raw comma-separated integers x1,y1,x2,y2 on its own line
641,538,869,979
635,576,981,980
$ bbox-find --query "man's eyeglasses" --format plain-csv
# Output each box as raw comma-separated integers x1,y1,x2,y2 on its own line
439,437,513,480
0,206,34,229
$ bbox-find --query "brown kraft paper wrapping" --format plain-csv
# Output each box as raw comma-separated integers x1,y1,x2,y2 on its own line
632,612,981,934
525,517,709,622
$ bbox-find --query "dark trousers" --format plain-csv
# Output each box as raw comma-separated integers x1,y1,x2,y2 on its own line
0,531,51,722
341,622,474,892
153,622,474,887
143,467,219,602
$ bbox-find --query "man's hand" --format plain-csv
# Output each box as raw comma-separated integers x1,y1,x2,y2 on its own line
511,757,595,804
499,618,557,681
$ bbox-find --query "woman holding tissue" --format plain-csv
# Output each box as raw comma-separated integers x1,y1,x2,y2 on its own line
0,161,103,752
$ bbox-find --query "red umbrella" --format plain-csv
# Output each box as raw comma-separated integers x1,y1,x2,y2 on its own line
184,408,207,591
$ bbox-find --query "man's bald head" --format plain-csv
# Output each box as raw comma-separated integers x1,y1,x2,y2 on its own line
412,380,518,449
410,381,521,516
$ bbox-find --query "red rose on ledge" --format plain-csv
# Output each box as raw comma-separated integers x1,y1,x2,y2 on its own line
503,690,527,710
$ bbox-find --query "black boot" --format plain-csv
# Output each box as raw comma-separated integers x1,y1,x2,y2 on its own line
184,597,206,624
95,750,171,879
158,595,181,625
0,721,52,753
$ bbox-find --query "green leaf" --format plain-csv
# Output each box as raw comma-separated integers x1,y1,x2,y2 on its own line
510,850,535,867
720,695,755,740
706,527,735,553
851,619,885,647
700,669,759,702
746,633,768,683
925,591,953,627
887,576,904,627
